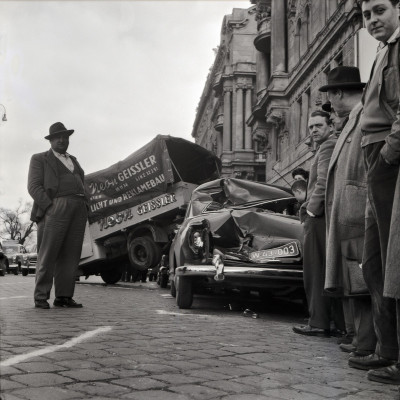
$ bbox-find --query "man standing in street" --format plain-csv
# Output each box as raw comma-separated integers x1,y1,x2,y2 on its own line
293,110,345,337
321,66,376,358
347,0,400,384
28,122,87,309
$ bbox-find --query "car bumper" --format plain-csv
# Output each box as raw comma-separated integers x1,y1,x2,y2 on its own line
175,264,303,287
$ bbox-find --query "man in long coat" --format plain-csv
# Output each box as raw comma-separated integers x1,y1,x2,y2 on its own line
347,0,400,383
293,110,345,336
322,66,376,358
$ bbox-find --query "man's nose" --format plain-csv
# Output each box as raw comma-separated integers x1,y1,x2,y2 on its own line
370,12,378,24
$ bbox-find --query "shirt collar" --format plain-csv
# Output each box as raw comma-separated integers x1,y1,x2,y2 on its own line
51,149,70,158
386,27,399,44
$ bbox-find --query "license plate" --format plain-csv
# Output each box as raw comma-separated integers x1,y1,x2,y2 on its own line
249,242,299,263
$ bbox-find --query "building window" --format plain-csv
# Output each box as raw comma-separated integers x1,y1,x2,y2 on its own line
334,51,343,67
295,19,301,65
297,96,302,143
305,5,310,47
301,90,310,141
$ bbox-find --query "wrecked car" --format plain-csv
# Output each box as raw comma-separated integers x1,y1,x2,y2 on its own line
169,178,304,309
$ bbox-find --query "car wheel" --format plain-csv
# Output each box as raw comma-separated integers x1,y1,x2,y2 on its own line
160,273,168,288
128,237,161,271
176,276,193,309
22,270,28,276
100,267,123,284
0,269,4,277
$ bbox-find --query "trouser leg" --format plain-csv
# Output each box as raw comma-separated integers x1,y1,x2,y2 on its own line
54,198,87,298
352,296,376,353
303,216,332,330
362,142,399,359
34,198,72,301
343,297,355,337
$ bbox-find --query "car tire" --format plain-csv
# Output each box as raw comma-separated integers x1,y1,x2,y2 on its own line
100,267,123,284
160,273,168,288
22,270,28,276
176,276,193,309
128,237,161,272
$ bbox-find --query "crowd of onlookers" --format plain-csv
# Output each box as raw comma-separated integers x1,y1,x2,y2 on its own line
289,0,400,386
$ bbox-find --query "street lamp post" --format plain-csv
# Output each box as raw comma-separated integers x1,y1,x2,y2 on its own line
0,104,7,122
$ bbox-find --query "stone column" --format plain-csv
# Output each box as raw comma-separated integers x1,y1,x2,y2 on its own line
245,87,253,149
223,88,232,151
271,0,286,73
256,51,269,94
235,87,244,150
217,131,223,157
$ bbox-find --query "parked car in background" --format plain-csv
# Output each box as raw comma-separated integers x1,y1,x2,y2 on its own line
169,178,304,309
0,243,8,276
2,240,23,275
21,245,37,276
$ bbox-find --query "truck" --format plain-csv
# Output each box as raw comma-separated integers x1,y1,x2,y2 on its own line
78,135,221,284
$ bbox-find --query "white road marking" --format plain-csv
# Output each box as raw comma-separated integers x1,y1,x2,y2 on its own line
155,310,222,320
160,294,174,298
0,296,28,300
0,326,112,367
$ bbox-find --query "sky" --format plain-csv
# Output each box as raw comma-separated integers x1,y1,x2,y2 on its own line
0,0,251,211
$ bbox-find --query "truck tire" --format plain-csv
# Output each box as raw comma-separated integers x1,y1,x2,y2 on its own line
170,277,176,297
22,270,28,277
100,268,122,284
176,276,193,309
160,273,168,288
128,237,161,271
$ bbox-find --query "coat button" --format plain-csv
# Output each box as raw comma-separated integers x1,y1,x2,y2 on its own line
347,138,352,143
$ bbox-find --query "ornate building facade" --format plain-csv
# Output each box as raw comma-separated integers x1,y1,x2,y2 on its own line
192,1,373,186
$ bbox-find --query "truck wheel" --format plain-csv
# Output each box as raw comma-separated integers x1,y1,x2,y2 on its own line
160,273,168,288
176,276,193,309
128,237,161,271
100,268,122,284
22,270,28,277
170,277,176,297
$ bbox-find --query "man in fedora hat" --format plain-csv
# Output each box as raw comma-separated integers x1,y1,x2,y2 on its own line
28,122,87,309
321,66,376,361
345,0,400,384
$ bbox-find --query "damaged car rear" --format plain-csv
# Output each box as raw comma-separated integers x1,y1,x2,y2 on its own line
169,178,304,309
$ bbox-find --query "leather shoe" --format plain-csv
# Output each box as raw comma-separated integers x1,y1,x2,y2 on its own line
53,297,83,308
337,333,353,345
348,353,396,370
367,365,400,384
339,343,356,353
292,325,330,337
34,300,50,309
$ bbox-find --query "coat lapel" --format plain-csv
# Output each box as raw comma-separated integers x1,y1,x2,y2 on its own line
45,150,59,176
328,103,363,173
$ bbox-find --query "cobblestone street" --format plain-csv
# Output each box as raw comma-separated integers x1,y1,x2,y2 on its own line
0,275,398,400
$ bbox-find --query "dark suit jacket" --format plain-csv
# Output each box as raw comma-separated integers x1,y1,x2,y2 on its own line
27,150,85,222
300,134,337,220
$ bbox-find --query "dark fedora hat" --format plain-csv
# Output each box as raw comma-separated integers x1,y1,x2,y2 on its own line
322,101,332,113
45,122,74,140
319,66,366,92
